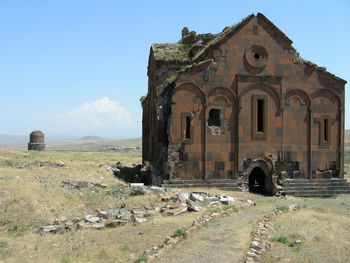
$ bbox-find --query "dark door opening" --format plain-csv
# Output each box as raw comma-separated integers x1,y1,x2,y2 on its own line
248,167,267,195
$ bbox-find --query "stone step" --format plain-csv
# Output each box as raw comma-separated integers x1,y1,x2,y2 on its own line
285,193,338,198
283,182,349,186
283,179,347,184
284,189,350,196
284,185,350,190
283,184,350,190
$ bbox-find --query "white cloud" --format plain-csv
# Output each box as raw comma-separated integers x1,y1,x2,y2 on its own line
64,97,132,128
49,97,138,138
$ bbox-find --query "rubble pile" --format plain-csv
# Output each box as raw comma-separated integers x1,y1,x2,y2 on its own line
38,184,255,235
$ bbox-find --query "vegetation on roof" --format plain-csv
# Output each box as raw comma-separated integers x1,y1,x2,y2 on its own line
139,95,148,107
293,54,327,71
151,13,345,84
152,43,192,63
152,14,253,64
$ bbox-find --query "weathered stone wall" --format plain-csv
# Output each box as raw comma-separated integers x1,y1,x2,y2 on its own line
143,13,346,185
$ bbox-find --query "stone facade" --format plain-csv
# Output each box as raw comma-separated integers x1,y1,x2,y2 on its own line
142,13,346,194
28,130,45,151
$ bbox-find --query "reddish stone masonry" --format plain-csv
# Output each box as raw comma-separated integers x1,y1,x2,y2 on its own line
142,13,346,195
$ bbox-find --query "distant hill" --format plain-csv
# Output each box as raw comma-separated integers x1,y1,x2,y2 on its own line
0,135,27,147
79,136,107,141
46,137,142,152
0,134,142,152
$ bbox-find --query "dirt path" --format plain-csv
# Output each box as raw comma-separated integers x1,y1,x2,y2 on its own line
156,207,267,263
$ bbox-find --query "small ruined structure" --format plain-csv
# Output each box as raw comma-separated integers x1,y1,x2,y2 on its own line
28,130,45,151
142,13,348,196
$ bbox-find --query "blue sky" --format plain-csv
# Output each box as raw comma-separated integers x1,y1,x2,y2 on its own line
0,0,349,139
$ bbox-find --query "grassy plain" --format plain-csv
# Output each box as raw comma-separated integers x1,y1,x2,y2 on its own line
0,137,349,262
0,147,209,263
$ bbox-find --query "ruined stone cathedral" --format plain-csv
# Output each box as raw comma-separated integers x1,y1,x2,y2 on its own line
141,13,347,195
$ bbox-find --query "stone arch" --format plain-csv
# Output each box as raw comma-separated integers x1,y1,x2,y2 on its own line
208,87,237,105
174,82,206,105
311,89,342,111
238,83,281,114
283,89,310,177
284,89,311,110
246,158,275,195
170,82,206,180
207,87,237,178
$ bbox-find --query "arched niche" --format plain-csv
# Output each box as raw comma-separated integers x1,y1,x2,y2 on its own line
239,83,281,115
284,89,311,110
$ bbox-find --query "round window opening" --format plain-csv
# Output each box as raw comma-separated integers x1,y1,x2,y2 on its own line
244,45,268,71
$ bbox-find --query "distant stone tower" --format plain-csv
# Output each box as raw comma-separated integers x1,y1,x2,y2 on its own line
28,130,45,151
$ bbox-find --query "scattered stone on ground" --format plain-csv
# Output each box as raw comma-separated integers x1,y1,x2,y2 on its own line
164,204,188,216
187,202,202,212
190,193,204,202
77,221,105,230
218,194,236,205
150,186,167,194
131,186,151,195
83,215,100,223
54,216,67,225
61,180,107,189
162,194,179,202
38,225,71,234
130,183,144,187
177,192,190,204
98,208,119,219
16,161,66,169
38,189,251,235
105,219,127,228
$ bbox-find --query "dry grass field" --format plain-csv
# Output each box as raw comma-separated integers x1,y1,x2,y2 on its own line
0,138,350,262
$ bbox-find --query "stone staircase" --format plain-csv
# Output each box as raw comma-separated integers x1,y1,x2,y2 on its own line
161,179,242,191
281,178,350,198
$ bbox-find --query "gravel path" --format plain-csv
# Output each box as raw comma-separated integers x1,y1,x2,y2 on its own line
157,208,266,263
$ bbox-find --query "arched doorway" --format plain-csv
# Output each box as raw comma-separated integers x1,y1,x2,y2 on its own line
248,167,266,194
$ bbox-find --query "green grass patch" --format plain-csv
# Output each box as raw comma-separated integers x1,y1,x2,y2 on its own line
276,205,289,212
223,204,238,212
0,240,7,247
8,225,30,233
206,207,221,214
270,236,301,248
134,255,148,263
172,228,188,239
0,159,16,167
120,244,129,251
222,211,230,217
60,256,70,263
